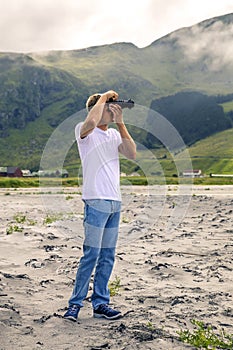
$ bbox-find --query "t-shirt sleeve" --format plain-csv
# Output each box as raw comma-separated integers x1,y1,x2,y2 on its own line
75,122,90,144
75,122,82,141
113,128,122,146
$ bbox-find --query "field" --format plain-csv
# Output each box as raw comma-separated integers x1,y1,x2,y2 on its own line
0,175,233,188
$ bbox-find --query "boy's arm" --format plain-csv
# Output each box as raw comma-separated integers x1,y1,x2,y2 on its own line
109,103,136,160
117,123,137,160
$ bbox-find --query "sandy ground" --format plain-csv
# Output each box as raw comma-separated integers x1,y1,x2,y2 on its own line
0,185,233,350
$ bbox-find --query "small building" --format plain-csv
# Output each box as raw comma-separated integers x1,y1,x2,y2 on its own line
7,167,23,177
36,169,69,178
0,166,23,177
22,170,32,177
182,169,202,178
129,172,141,177
0,167,7,177
210,173,233,178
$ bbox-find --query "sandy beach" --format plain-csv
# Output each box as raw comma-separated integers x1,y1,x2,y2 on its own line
0,185,233,350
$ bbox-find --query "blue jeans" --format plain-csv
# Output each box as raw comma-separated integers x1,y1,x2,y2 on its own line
69,199,121,309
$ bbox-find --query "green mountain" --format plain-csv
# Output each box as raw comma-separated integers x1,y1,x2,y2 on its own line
30,13,233,101
0,13,233,172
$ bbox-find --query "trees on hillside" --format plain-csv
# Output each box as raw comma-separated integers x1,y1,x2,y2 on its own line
149,91,231,147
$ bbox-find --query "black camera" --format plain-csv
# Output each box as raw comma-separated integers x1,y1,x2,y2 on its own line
106,98,134,109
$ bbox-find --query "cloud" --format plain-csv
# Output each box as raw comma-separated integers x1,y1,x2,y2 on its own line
0,0,233,52
140,0,233,44
171,17,233,70
0,0,99,51
0,0,157,51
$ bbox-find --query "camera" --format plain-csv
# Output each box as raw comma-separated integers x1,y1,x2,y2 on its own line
106,98,134,109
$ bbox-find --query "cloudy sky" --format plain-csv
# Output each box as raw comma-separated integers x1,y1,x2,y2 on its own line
0,0,233,53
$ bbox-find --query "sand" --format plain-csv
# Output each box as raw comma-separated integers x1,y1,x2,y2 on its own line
0,185,233,350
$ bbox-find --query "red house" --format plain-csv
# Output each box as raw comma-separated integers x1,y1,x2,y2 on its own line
8,167,23,177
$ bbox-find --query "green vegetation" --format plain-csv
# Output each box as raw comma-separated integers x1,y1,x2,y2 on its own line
221,100,233,113
6,212,37,234
146,321,155,331
0,177,39,188
108,276,121,297
13,213,26,224
43,213,64,225
178,319,233,349
0,177,80,188
150,92,231,146
6,224,23,235
65,195,73,200
121,216,130,223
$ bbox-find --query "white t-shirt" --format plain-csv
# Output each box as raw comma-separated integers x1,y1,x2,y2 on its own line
75,122,122,200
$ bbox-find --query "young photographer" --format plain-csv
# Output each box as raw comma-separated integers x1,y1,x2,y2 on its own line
64,89,136,321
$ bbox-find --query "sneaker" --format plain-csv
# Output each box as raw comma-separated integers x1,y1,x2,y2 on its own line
93,304,121,320
63,304,80,321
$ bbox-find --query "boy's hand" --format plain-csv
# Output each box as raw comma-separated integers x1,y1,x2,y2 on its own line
104,90,119,101
109,103,123,124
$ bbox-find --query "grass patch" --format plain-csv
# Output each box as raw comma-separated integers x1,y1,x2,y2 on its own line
13,213,26,224
6,212,37,234
6,224,23,235
178,319,233,349
0,177,39,188
221,100,233,113
43,213,64,225
108,276,121,297
121,216,130,223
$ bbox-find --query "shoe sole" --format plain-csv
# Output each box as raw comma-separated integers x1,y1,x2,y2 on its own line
93,313,122,320
64,315,77,322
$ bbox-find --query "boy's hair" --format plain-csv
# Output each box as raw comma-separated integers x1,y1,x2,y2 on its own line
86,93,102,111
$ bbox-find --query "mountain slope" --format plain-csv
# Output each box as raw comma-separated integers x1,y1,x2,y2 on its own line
0,53,89,135
185,128,233,174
